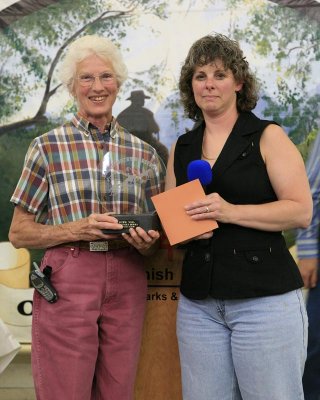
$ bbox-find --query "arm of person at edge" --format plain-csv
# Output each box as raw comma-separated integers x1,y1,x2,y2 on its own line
298,258,318,289
8,206,160,257
165,124,313,244
296,134,320,289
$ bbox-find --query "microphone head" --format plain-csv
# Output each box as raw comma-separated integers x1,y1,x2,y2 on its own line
187,160,212,185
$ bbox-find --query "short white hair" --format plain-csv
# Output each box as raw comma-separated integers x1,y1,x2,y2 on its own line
59,34,128,92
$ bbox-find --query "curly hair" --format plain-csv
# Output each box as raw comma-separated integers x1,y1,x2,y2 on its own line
59,35,128,93
179,34,259,121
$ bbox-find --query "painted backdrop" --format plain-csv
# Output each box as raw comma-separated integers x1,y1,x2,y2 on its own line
0,0,319,247
0,0,319,398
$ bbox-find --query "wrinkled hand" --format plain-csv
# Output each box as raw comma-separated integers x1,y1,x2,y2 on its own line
122,227,160,256
298,258,318,289
74,213,124,241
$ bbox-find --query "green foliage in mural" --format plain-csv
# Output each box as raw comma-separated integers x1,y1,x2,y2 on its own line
164,0,320,147
0,0,169,241
232,0,320,145
0,0,319,246
0,0,168,135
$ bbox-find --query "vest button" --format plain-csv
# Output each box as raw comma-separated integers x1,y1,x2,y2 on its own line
204,253,211,262
251,255,259,263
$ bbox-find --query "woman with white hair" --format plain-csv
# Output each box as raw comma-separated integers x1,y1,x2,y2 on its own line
9,35,164,400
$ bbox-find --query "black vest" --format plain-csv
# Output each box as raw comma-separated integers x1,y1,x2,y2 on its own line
174,112,303,299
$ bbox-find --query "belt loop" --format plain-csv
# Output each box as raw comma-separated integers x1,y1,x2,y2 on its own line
71,244,80,258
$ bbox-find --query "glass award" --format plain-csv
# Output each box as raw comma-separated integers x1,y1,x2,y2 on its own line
97,122,165,233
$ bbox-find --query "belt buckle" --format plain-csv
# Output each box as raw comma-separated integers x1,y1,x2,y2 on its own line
89,241,109,252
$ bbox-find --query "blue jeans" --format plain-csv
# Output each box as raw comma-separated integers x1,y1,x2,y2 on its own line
177,290,308,400
304,282,320,400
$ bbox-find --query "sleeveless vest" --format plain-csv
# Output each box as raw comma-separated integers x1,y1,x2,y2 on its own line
174,112,303,299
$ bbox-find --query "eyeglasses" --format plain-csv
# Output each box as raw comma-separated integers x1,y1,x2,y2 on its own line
77,72,116,87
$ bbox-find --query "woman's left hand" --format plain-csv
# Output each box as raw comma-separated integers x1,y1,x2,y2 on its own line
122,227,160,256
185,192,233,224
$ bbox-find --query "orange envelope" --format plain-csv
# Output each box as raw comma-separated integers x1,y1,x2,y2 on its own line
151,179,218,246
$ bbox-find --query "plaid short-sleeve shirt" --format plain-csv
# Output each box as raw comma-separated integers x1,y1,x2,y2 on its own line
11,114,165,225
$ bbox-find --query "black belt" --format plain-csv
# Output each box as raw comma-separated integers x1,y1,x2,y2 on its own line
56,240,130,252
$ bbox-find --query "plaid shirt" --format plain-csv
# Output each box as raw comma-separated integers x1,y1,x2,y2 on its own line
11,114,165,225
296,133,320,259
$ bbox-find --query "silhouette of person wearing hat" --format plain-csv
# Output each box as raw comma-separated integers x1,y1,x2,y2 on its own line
117,90,169,164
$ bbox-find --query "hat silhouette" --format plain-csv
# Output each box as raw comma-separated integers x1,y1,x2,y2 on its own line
126,90,151,101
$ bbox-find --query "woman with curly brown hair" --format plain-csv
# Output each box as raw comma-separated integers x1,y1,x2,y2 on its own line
166,34,312,400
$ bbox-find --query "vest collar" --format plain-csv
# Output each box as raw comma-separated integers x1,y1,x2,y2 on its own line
176,112,265,177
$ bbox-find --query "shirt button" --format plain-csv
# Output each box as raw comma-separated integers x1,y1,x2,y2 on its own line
251,255,259,263
205,253,211,262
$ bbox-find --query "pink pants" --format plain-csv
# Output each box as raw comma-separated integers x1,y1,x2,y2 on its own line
31,246,147,400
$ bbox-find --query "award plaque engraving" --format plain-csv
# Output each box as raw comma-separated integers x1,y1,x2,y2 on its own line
101,211,161,234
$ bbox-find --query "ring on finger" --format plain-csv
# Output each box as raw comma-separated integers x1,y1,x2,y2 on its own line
205,206,210,213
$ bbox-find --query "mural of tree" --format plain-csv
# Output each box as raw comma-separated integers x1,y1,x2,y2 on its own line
231,0,320,145
0,0,169,242
0,0,168,136
159,0,319,149
0,0,319,243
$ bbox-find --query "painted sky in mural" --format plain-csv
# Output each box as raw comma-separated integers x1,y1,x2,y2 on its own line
1,0,319,149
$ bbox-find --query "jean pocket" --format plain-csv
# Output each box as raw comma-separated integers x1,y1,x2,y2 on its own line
40,247,74,275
